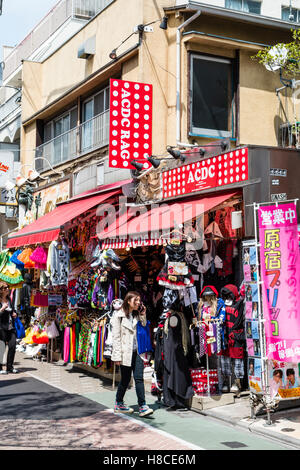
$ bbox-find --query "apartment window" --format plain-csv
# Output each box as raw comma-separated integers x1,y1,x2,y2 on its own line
282,6,300,22
82,86,110,151
42,107,78,167
225,0,261,14
190,54,236,138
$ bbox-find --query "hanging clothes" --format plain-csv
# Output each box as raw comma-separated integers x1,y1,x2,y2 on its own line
48,240,70,286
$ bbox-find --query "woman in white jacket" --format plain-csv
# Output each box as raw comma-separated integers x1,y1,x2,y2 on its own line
111,291,154,417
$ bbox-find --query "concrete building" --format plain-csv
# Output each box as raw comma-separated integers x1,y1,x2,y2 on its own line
2,0,300,233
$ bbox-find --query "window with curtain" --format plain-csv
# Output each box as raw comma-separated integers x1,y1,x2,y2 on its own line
190,54,236,138
225,0,261,14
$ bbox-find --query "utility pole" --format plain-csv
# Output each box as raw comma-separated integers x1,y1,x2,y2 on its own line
0,1,3,16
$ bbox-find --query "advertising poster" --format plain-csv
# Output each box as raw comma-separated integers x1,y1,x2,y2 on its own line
243,240,263,395
268,360,300,399
258,202,300,363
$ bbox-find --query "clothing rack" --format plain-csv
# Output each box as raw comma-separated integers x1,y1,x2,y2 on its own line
193,318,223,398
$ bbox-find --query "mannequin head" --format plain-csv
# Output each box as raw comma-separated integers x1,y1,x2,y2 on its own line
220,284,240,307
198,286,218,318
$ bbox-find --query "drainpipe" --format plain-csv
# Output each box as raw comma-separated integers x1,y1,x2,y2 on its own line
176,8,201,148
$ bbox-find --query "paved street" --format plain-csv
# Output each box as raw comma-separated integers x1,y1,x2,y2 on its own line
0,352,292,451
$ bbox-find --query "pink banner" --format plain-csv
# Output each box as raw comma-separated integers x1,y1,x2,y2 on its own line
258,202,300,362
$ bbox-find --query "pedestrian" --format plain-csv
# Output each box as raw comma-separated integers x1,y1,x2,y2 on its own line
0,282,18,374
111,291,154,417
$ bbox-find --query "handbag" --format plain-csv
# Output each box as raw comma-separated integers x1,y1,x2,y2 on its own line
14,316,25,339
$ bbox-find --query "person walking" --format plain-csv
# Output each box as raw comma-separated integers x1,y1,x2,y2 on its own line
0,282,18,374
111,291,154,417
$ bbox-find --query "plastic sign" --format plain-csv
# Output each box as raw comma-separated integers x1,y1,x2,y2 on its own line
258,202,300,363
109,79,153,170
162,148,248,198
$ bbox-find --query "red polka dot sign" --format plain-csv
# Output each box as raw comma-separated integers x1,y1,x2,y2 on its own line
109,78,153,170
162,148,249,199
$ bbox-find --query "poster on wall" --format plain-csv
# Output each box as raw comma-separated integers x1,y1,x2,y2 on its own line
24,180,70,226
258,202,300,363
109,78,153,170
243,240,263,395
268,360,300,399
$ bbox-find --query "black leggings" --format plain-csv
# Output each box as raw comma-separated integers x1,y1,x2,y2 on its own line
0,329,16,371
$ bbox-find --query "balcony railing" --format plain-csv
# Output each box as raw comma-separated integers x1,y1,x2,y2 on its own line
0,91,21,127
3,0,115,81
279,122,300,149
35,110,109,172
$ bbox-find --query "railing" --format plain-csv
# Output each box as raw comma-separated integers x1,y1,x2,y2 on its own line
279,122,300,149
3,0,115,81
35,110,109,172
0,91,21,126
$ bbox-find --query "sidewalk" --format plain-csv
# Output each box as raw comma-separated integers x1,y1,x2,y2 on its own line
6,351,300,449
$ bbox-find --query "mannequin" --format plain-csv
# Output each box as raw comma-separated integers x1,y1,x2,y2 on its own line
220,284,245,395
197,286,226,356
162,310,194,410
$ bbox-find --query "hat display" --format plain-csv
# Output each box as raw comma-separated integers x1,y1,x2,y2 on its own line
200,285,218,298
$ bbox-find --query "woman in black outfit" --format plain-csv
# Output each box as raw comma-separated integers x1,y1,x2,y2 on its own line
0,282,18,374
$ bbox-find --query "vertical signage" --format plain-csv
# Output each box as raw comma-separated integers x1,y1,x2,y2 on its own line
258,202,300,363
109,79,153,170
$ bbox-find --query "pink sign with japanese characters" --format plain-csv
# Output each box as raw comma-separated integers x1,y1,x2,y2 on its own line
258,202,300,362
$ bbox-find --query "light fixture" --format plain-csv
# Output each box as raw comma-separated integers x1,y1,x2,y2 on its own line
16,175,27,187
159,16,168,30
28,169,40,181
166,146,186,163
130,160,144,171
4,180,15,191
147,156,161,169
109,49,117,60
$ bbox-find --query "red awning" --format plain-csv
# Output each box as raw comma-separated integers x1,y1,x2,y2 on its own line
99,191,238,244
7,189,120,248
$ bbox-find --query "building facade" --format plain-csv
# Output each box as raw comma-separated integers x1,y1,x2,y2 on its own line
1,0,299,233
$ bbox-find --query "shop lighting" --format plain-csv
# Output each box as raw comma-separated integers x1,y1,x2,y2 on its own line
166,146,186,163
16,175,27,187
147,156,161,169
4,180,15,191
130,160,145,171
109,49,117,60
159,16,168,30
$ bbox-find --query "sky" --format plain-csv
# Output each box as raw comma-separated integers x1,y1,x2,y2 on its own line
0,0,59,61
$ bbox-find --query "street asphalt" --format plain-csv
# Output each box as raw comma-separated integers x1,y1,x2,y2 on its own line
0,351,298,452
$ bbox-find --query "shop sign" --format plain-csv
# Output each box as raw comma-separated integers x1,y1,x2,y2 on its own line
108,78,153,170
271,193,287,202
270,168,287,177
162,148,248,199
258,202,300,363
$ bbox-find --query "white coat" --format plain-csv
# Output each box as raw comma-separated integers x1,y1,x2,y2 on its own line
111,308,146,367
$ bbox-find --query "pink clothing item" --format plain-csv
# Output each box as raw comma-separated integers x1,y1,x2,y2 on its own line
30,246,48,269
63,327,70,363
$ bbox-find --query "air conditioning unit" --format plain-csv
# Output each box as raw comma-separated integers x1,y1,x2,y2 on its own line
77,36,96,59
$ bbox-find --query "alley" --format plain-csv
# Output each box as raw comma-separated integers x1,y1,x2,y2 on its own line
0,352,291,451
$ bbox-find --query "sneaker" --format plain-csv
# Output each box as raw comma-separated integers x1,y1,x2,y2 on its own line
139,405,154,417
7,368,18,374
114,403,134,414
0,370,8,375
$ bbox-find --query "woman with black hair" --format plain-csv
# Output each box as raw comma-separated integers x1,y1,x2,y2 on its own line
111,291,154,417
0,282,18,374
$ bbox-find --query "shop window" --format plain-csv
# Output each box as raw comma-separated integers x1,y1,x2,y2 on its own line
225,0,261,14
282,6,300,22
190,54,236,139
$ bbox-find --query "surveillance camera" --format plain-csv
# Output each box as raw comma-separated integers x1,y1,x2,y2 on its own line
289,14,295,21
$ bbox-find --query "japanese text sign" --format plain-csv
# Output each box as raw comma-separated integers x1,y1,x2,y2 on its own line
258,202,300,362
109,79,153,170
162,148,248,198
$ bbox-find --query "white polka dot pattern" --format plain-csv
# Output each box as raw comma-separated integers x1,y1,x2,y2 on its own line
109,78,153,170
162,148,249,199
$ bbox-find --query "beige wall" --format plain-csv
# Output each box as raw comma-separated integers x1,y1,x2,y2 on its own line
20,0,296,175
